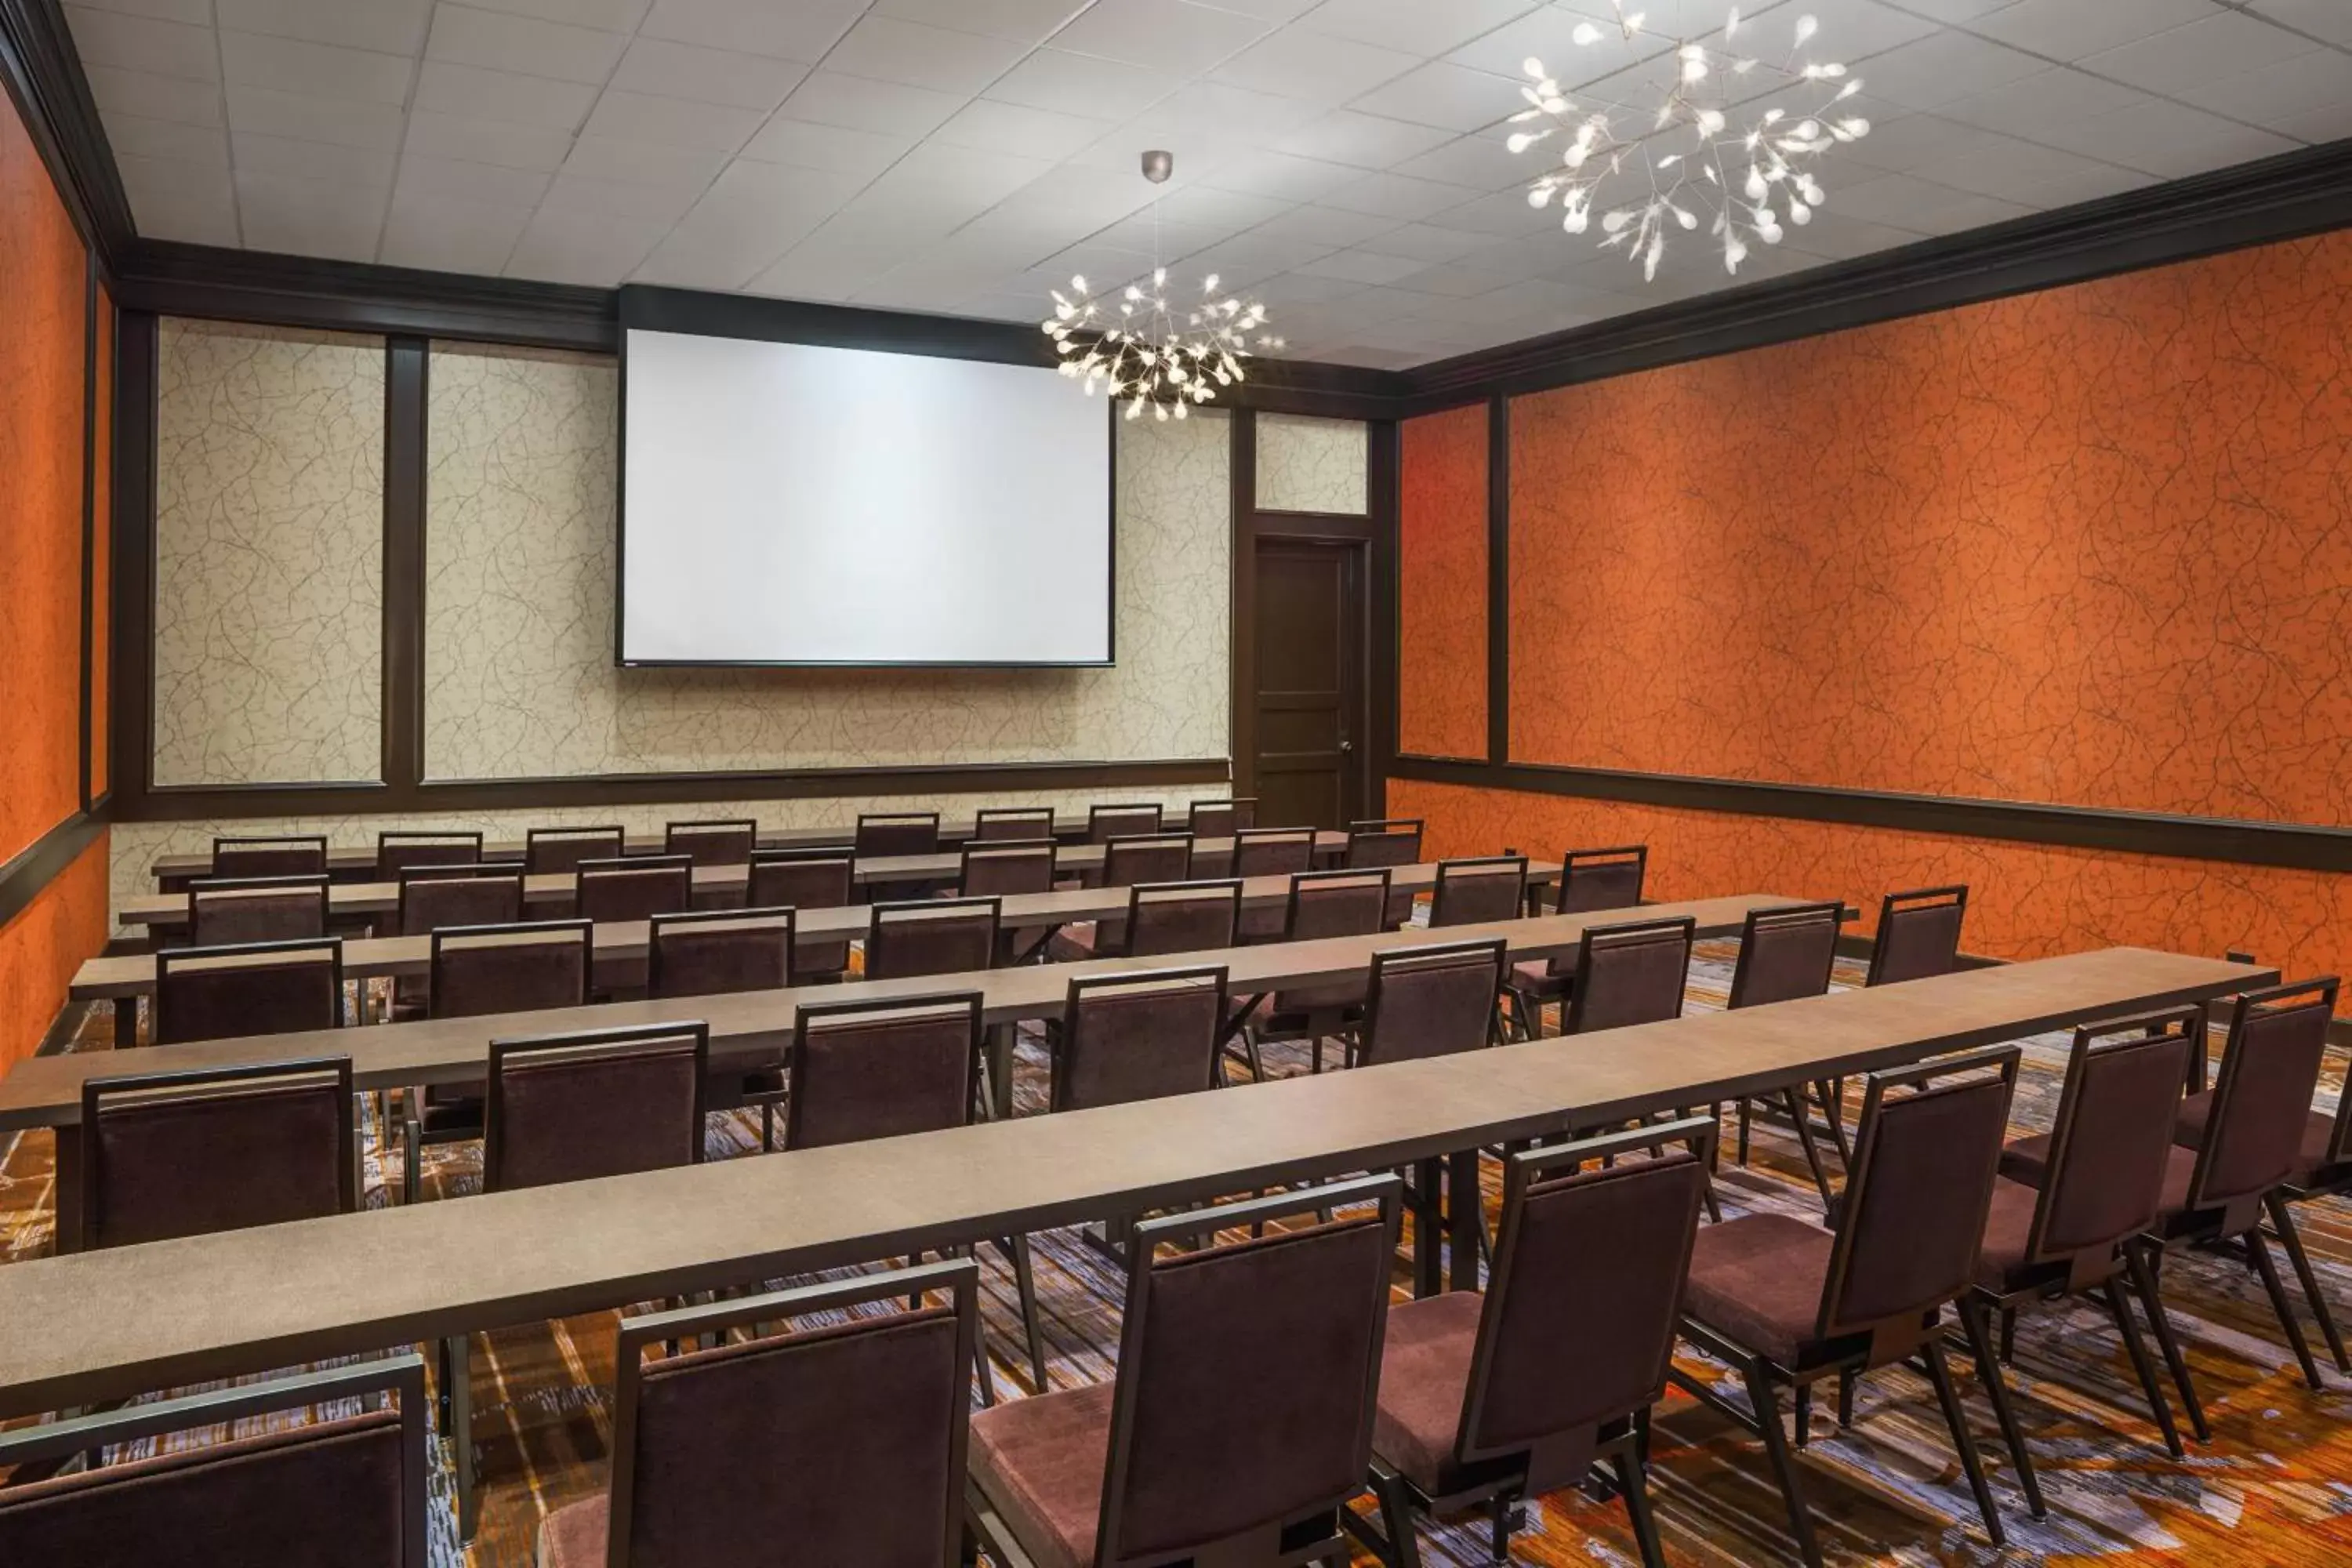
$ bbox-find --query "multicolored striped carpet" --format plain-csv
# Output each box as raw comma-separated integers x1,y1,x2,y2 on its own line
3,941,2348,1566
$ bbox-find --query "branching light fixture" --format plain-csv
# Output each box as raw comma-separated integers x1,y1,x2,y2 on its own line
1508,2,1870,279
1041,150,1282,421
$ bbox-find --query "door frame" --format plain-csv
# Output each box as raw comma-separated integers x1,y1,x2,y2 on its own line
1230,409,1398,822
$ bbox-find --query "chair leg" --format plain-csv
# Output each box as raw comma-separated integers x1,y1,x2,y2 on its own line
1740,1360,1822,1568
2100,1282,2183,1458
1921,1337,2005,1549
1782,1088,1836,1210
2125,1242,2208,1442
445,1334,477,1541
1791,1381,1812,1449
998,1233,1051,1392
1485,1492,1521,1566
1612,1433,1668,1568
1998,1305,2016,1364
1835,1368,1855,1429
2245,1224,2325,1391
1370,1468,1425,1568
1959,1295,2044,1519
760,1101,774,1152
2267,1193,2350,1374
1736,1095,1752,1165
1815,1079,1851,1166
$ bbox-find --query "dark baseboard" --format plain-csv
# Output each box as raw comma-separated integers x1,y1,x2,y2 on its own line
0,811,104,930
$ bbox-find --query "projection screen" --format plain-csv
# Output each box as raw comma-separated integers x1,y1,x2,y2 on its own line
619,328,1112,666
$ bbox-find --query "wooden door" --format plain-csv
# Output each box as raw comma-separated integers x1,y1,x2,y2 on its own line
1250,537,1366,830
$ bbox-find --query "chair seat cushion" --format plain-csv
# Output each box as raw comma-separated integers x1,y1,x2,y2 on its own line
536,1494,605,1567
2174,1091,2333,1185
1046,924,1100,964
1973,1176,2047,1291
1507,961,1571,998
2001,1134,2197,1218
1371,1290,1484,1494
969,1381,1116,1568
1682,1212,1833,1366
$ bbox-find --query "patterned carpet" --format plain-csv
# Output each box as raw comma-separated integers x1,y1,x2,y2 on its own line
3,939,2349,1566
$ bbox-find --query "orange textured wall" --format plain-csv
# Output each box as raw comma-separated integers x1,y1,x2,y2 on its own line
91,285,112,799
1392,779,2352,982
1507,230,2352,828
0,86,89,865
1399,402,1489,760
0,833,109,1072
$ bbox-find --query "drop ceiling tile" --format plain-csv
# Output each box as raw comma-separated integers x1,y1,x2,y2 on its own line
934,99,1113,160
639,0,867,59
100,109,228,166
506,205,673,283
561,134,731,189
632,221,797,289
1275,108,1456,167
212,0,433,55
218,31,414,106
1212,28,1420,106
2180,49,2352,128
2271,96,2352,143
1318,169,1482,220
2082,10,2314,98
1290,246,1429,283
1292,0,1538,57
74,0,212,23
1933,66,2146,135
227,83,405,149
396,152,556,207
1846,29,2049,109
413,60,601,131
85,63,222,126
1828,171,2031,230
1773,209,1932,260
1203,0,1323,18
379,191,532,274
1967,0,2216,64
64,6,218,80
1389,130,1524,191
235,169,387,259
1840,111,2006,174
404,111,575,171
875,139,1056,201
462,0,652,30
688,157,868,230
1347,60,1517,131
985,48,1183,119
608,38,811,111
1882,0,2024,21
232,130,397,185
1250,202,1396,245
1053,0,1272,73
741,116,913,178
1904,134,2113,202
824,15,1030,95
538,168,705,224
1444,7,1668,90
1430,184,1557,233
426,4,630,86
1385,259,1515,295
1200,149,1364,201
2247,0,2352,50
779,71,969,136
874,0,1088,43
2031,95,2299,178
1357,222,1501,263
1122,80,1327,151
580,89,767,153
1777,0,1941,63
1255,271,1370,305
116,156,239,245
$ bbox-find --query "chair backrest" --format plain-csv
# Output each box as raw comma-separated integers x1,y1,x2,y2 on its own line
1457,1122,1711,1486
748,847,853,911
80,1056,354,1249
605,1263,976,1568
188,874,328,946
210,833,327,879
866,898,1000,980
429,920,592,1018
1187,797,1255,838
2187,976,2339,1213
397,865,524,935
1123,880,1242,958
525,825,626,877
1054,967,1229,1112
154,938,343,1045
974,806,1056,842
649,907,794,999
959,839,1057,898
1283,867,1391,942
1345,818,1423,869
1233,826,1316,879
1818,1047,2019,1348
786,993,982,1149
1565,916,1695,1035
663,818,757,866
376,829,481,877
1097,1178,1399,1566
1555,844,1646,915
1865,885,1967,986
1088,802,1163,842
1357,938,1504,1068
0,1358,428,1568
1103,833,1193,888
1726,900,1846,1009
484,1022,707,1192
577,854,693,924
2027,1009,2200,1267
1429,855,1527,928
855,811,939,857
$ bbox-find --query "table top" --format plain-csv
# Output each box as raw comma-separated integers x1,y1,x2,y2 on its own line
0,946,2273,1421
15,891,1789,1130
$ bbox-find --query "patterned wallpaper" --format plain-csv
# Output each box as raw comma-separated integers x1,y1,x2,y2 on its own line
1505,230,2352,830
1256,412,1368,515
1399,403,1487,760
153,320,384,786
423,343,1231,779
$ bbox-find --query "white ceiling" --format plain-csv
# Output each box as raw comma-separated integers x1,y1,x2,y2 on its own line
69,0,2352,368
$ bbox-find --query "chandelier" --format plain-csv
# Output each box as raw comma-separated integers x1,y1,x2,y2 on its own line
1041,151,1282,421
1508,3,1870,279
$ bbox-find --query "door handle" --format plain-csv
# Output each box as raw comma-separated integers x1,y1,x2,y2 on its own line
1339,739,1354,753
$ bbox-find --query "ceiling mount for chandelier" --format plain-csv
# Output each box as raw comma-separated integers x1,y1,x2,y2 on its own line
1040,151,1283,421
1508,2,1870,280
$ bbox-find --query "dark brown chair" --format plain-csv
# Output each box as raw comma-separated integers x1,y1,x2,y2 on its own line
966,1176,1400,1568
960,840,1058,897
154,938,343,1044
0,1357,429,1568
210,833,327,879
429,920,593,1019
650,907,797,1145
1087,801,1163,842
1051,967,1229,1111
376,829,482,877
975,805,1057,842
1186,796,1256,838
1347,818,1425,927
1247,868,1394,1079
663,817,757,866
856,811,940,856
1965,1009,2204,1515
1428,855,1527,929
1083,834,1196,949
187,873,329,946
1349,1122,1711,1568
576,853,692,925
1124,879,1242,958
1725,901,1849,1196
481,1021,708,1193
1553,915,1696,1037
750,848,853,979
525,825,626,877
1503,845,1649,1029
1865,885,1967,985
866,897,1000,981
535,1262,978,1568
1671,1047,2022,1566
786,994,1045,1389
397,864,525,935
1354,938,1505,1069
1236,831,1334,942
78,1056,355,1250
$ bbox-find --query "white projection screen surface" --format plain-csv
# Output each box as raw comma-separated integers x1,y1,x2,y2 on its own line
620,329,1112,665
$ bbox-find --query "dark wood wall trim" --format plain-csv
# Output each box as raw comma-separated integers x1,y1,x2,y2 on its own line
77,256,96,811
1388,755,2352,876
1483,393,1509,766
0,0,132,267
1367,419,1398,818
1229,410,1258,802
379,338,426,789
0,811,103,930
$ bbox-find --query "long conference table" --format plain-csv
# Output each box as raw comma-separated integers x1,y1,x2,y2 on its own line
0,946,2271,1421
